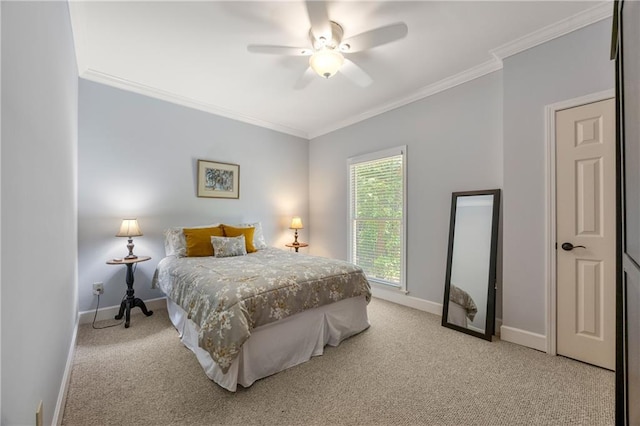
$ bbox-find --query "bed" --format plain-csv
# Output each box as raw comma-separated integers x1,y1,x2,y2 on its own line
447,284,477,327
152,223,371,391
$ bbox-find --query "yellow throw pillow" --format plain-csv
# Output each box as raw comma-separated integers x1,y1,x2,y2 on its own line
183,226,225,257
222,225,256,253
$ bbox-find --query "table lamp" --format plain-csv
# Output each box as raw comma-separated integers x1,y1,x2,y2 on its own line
116,218,143,259
290,217,303,246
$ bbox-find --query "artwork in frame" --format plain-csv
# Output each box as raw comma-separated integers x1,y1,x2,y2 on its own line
197,159,240,199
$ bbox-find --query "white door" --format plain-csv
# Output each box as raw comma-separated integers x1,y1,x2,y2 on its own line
556,98,615,370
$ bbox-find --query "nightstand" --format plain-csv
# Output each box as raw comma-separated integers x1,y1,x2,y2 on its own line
106,256,153,328
285,242,308,253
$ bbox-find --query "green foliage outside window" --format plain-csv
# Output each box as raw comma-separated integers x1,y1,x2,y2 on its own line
351,155,403,285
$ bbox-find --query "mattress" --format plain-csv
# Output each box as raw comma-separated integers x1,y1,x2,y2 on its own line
167,295,370,391
152,247,371,375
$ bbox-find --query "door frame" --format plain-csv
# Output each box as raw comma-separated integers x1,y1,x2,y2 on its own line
544,89,615,356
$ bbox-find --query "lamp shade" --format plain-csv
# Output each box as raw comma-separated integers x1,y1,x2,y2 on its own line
290,217,304,230
309,49,344,79
116,219,143,237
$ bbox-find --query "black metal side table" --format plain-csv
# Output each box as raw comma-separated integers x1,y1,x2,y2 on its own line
106,256,153,328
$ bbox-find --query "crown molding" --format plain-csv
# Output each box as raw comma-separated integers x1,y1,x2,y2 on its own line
81,62,502,142
308,58,503,139
79,69,310,139
68,0,90,75
74,2,613,141
490,1,613,60
310,2,613,139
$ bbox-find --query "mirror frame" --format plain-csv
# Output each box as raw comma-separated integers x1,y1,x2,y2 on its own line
442,188,501,341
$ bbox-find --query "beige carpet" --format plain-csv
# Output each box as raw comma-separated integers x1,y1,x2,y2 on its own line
62,298,614,425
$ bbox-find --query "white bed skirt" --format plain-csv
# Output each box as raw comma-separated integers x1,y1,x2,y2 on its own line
447,301,468,327
166,295,370,392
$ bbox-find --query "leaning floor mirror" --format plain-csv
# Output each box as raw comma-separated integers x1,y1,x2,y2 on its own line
442,189,500,341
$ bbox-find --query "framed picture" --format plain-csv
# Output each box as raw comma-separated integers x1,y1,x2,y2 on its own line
197,159,240,199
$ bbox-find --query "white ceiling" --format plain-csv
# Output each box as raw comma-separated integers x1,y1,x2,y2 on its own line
69,1,612,139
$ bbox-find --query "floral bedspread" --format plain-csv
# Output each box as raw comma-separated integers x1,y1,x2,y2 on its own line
152,248,371,373
449,284,478,321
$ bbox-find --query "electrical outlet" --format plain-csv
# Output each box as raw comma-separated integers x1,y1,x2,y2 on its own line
93,282,104,295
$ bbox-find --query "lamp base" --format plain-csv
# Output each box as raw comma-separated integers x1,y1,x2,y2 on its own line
125,238,137,259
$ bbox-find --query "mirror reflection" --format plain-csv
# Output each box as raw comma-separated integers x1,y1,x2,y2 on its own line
442,189,500,341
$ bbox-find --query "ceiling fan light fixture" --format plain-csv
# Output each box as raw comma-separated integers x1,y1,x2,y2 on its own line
309,48,344,79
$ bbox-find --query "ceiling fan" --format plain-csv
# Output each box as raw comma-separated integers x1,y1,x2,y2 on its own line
247,1,408,88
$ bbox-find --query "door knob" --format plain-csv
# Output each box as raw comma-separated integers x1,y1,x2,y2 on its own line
561,242,586,251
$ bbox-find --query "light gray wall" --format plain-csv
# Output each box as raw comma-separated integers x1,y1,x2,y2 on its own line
78,80,309,312
309,72,503,306
502,19,614,335
1,2,78,424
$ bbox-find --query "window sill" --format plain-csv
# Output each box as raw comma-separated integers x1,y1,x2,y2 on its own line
369,280,408,295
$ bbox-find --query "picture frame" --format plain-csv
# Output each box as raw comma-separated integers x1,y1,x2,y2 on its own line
197,159,240,199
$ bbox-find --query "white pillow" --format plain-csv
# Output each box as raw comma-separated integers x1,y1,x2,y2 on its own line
211,235,247,258
237,222,268,250
163,223,220,257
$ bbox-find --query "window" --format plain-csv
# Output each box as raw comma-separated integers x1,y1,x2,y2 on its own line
348,146,406,290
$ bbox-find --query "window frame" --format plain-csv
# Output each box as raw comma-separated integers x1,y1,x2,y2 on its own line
347,145,407,291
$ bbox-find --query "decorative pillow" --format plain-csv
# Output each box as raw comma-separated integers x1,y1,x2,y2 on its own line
163,223,220,257
211,235,247,258
164,227,186,256
222,224,256,253
237,222,268,250
183,226,225,257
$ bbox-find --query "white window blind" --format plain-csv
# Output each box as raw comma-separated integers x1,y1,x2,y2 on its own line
348,146,406,289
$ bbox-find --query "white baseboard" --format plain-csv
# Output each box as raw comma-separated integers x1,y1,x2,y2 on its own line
500,325,547,352
53,316,79,426
371,286,443,316
495,318,503,336
78,297,167,324
54,297,167,424
372,286,508,339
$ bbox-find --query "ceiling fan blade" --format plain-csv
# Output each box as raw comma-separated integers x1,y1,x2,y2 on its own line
306,0,332,41
342,22,408,52
340,59,373,87
294,67,316,90
247,45,311,56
